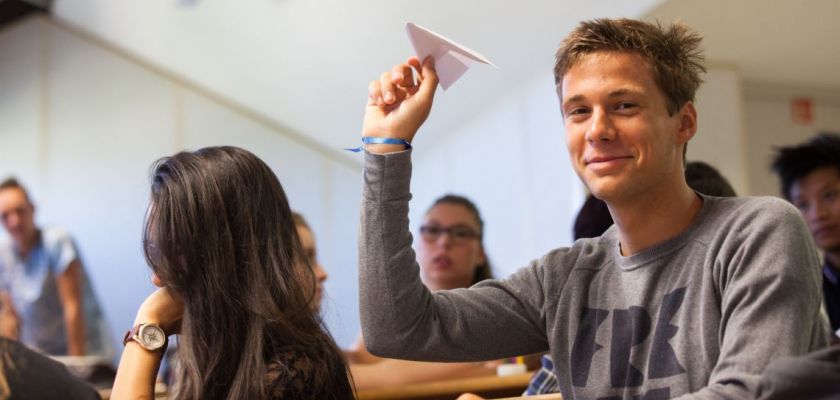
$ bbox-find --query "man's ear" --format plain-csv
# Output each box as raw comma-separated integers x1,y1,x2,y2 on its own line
676,101,698,146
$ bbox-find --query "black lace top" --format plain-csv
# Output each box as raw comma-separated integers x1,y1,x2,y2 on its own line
265,347,353,399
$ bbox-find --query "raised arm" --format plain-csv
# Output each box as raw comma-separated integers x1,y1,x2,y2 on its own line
358,58,549,362
362,56,438,154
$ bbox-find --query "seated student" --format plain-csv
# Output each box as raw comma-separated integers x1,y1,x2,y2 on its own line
357,18,826,399
515,161,740,398
347,195,502,389
0,178,111,358
772,133,840,337
156,211,334,388
111,146,353,399
0,337,99,399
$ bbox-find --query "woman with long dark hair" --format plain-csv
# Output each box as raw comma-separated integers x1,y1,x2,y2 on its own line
112,146,353,399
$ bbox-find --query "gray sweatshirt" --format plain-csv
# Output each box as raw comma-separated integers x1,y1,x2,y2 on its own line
359,150,828,400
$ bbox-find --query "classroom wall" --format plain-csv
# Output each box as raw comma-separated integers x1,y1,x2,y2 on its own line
689,66,750,195
743,84,840,197
410,72,583,277
0,17,363,354
5,12,836,361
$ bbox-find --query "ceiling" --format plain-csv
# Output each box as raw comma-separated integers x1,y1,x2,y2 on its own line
48,0,661,161
46,0,840,161
646,0,840,90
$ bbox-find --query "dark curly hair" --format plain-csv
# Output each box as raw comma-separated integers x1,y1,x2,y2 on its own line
772,133,840,199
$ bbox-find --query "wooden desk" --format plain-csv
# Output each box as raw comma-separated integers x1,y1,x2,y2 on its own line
355,372,532,400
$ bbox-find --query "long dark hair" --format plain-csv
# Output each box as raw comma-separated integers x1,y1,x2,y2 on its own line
427,194,493,284
143,146,351,399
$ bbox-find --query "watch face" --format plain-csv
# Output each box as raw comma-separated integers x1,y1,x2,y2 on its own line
139,324,166,350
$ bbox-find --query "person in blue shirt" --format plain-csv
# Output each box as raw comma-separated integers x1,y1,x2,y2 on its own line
0,177,110,358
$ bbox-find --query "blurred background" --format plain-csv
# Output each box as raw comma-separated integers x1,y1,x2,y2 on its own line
1,0,838,360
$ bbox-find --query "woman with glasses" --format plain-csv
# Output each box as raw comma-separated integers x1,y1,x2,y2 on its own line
347,194,501,390
415,195,493,292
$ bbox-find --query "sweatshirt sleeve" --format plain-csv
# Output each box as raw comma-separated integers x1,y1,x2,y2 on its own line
676,198,828,400
358,149,549,361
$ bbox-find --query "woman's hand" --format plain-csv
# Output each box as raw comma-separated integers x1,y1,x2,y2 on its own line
362,56,438,153
112,287,183,399
133,287,183,335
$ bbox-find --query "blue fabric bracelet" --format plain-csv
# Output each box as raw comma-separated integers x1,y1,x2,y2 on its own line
345,137,412,153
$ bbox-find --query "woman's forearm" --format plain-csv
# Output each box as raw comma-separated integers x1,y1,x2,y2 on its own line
111,341,163,400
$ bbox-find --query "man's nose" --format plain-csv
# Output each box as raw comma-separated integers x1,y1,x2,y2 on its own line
585,108,617,143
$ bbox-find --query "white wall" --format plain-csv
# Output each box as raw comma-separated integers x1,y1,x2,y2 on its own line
411,73,583,277
0,17,362,356
690,66,750,195
743,84,840,196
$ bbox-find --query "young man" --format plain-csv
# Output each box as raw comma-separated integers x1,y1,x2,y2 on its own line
357,19,827,399
772,133,840,337
0,178,110,357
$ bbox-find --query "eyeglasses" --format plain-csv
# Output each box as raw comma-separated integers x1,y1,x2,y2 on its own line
419,224,480,244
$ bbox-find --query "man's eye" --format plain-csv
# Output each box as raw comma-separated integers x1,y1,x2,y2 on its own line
616,102,637,111
567,107,590,116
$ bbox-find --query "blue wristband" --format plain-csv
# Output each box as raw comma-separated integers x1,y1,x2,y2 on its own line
345,137,412,153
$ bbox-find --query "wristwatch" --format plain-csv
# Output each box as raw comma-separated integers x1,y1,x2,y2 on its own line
123,323,168,352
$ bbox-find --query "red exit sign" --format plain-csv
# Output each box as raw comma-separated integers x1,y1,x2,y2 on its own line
791,97,814,125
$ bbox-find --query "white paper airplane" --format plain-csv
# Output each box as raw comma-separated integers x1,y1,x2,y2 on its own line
405,22,497,90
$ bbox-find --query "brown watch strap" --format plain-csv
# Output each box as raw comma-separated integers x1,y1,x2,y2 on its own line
123,324,142,346
123,323,168,352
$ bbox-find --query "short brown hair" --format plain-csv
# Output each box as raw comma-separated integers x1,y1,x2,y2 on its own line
554,18,706,116
0,177,32,205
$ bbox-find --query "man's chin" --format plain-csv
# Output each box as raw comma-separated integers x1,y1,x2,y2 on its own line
587,184,623,204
